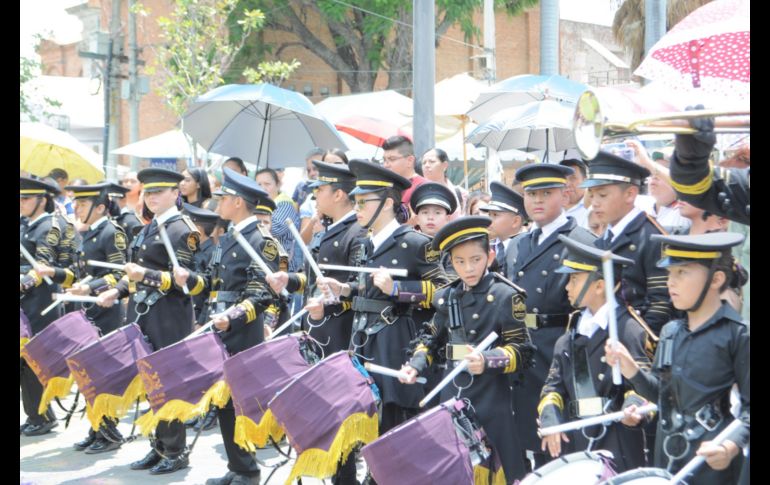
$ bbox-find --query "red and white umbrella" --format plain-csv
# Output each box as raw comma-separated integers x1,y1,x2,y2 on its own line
635,0,749,101
334,115,412,147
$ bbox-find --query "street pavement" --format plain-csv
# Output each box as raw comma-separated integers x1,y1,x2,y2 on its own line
21,390,365,484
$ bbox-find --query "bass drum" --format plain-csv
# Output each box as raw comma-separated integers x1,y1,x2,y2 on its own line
598,467,672,484
519,451,616,485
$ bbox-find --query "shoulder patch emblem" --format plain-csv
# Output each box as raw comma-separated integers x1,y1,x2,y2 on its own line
65,223,75,240
262,240,278,261
46,227,60,246
512,294,527,322
187,232,200,252
424,245,440,263
114,231,128,251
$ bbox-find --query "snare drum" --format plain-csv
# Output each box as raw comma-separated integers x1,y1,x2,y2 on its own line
519,451,617,485
20,310,100,415
598,468,672,484
135,332,230,435
20,308,31,355
224,333,321,452
361,398,504,485
268,351,380,483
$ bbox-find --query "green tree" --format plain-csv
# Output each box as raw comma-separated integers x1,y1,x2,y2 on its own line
613,0,712,71
20,36,62,122
134,0,300,117
232,0,539,94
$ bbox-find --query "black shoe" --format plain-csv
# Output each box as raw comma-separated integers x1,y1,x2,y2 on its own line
129,449,162,470
20,421,31,435
230,473,261,485
22,419,58,437
85,437,122,454
205,471,237,485
195,409,218,431
184,416,199,428
74,431,98,451
149,455,189,475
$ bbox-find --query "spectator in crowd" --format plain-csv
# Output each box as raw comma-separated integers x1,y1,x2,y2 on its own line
559,159,589,228
420,147,467,216
467,191,491,216
179,167,212,208
222,157,249,176
120,171,141,210
47,168,74,216
255,168,303,273
293,147,325,208
381,136,426,208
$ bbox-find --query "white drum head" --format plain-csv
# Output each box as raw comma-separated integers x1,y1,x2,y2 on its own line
598,467,672,484
519,451,615,485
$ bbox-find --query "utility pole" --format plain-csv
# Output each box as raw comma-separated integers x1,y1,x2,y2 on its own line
107,0,122,180
483,0,496,84
412,0,435,162
128,0,140,170
540,0,559,75
645,0,667,85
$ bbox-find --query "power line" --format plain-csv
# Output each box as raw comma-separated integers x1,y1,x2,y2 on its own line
326,0,484,51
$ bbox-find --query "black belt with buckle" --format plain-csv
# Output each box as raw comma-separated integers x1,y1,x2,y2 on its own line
351,297,392,314
671,396,729,442
568,397,609,419
524,313,570,329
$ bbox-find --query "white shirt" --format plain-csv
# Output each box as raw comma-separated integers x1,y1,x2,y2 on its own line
648,204,692,232
328,210,357,231
155,206,181,226
371,218,401,253
606,207,642,243
577,302,612,338
565,202,589,229
234,215,258,233
89,216,109,231
535,211,569,246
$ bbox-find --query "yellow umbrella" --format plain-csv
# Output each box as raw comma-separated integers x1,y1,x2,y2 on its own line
20,122,105,183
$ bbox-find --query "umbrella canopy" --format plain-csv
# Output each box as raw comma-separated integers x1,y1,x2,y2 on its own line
182,84,347,169
111,129,205,159
635,0,749,101
467,74,588,123
20,122,105,183
335,115,412,147
315,90,413,128
466,100,577,154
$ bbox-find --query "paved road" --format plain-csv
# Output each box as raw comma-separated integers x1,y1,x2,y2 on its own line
21,391,365,485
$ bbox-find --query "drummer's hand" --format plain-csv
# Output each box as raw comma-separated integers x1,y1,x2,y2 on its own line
97,288,119,307
193,324,202,331
372,268,395,296
212,314,230,332
173,267,190,287
620,404,644,427
266,272,289,294
124,263,146,282
317,276,348,298
399,365,419,385
34,263,55,278
604,340,639,379
264,323,273,340
697,439,741,471
465,348,485,375
305,297,325,321
66,283,91,296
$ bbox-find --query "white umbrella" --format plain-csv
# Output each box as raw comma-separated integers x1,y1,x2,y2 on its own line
466,100,577,157
182,83,348,169
111,129,205,159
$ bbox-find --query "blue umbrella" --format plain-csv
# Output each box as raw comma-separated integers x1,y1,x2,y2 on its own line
182,84,348,169
466,74,588,124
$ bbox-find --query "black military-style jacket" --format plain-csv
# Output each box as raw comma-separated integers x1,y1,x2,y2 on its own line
51,217,127,334
114,208,144,249
539,306,653,472
629,303,750,484
345,223,448,408
503,231,528,279
409,272,532,481
191,237,216,322
595,211,673,334
116,209,200,350
189,219,281,355
287,212,366,352
20,213,62,333
54,212,78,269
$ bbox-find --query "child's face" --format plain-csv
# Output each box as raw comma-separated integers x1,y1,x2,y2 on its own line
588,184,636,226
565,271,602,308
487,210,520,240
666,263,710,310
450,240,493,288
524,187,566,225
416,205,449,236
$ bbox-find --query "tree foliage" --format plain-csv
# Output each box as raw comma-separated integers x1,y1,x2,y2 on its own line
20,36,62,122
232,0,539,93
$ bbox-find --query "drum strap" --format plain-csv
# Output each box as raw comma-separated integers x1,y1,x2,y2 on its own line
447,287,468,344
656,326,681,432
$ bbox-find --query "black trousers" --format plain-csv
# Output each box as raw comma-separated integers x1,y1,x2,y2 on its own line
155,419,186,458
379,402,419,435
331,450,358,485
20,360,55,425
219,399,260,476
